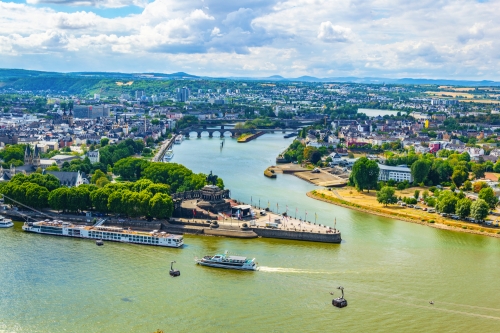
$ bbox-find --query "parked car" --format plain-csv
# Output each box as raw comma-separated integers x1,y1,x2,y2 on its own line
414,205,421,210
407,204,414,208
428,209,436,213
440,213,448,217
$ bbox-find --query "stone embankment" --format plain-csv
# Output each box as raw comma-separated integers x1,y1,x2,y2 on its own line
237,131,265,143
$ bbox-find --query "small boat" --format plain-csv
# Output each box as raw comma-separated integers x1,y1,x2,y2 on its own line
163,150,174,161
195,251,257,271
174,135,183,144
0,216,13,228
96,239,104,246
169,261,180,277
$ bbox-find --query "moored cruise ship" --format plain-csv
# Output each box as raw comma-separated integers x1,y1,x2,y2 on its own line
195,252,257,271
163,149,174,161
22,221,183,248
174,135,184,144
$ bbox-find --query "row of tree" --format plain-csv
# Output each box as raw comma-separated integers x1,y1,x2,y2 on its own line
112,158,224,192
376,185,496,222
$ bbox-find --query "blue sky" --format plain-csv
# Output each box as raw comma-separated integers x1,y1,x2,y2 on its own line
1,0,499,79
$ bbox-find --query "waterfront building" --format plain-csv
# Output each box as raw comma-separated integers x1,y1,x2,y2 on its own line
378,164,413,183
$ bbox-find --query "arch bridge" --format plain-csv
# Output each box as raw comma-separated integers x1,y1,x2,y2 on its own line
180,125,298,138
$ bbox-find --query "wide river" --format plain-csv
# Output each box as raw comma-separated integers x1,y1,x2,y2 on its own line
1,133,500,332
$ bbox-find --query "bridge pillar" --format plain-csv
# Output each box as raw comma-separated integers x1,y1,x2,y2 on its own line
197,132,201,138
220,133,224,138
208,131,213,138
185,132,190,138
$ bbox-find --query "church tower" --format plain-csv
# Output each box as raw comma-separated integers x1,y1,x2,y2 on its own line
32,145,40,167
24,144,32,165
68,109,74,127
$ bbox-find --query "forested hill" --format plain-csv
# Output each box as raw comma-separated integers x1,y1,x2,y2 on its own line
0,69,200,95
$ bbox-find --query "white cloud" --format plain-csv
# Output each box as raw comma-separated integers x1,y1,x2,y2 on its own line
1,0,500,79
317,21,352,43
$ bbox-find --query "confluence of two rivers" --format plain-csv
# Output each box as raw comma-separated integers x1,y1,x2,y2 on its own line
1,133,500,332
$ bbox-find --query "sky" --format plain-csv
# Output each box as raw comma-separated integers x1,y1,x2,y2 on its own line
0,0,499,79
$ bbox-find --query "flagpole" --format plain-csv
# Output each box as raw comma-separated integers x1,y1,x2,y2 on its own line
315,213,317,225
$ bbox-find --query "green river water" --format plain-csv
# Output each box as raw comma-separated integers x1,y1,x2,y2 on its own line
1,133,500,333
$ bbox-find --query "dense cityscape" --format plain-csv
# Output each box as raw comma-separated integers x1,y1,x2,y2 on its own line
2,0,500,330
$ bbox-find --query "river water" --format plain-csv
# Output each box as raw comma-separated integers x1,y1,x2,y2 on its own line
1,133,500,332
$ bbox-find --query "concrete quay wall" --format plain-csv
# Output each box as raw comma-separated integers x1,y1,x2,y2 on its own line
252,227,341,243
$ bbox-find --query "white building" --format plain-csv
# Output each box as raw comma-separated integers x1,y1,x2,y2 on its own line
87,150,100,164
378,164,413,183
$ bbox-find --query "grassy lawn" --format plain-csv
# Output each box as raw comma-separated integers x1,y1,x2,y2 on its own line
314,187,500,235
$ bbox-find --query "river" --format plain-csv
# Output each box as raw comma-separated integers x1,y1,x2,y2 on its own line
1,133,500,332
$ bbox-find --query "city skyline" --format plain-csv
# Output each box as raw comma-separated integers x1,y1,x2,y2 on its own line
1,0,499,80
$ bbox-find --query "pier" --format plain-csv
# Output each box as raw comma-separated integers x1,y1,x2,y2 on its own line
152,135,177,162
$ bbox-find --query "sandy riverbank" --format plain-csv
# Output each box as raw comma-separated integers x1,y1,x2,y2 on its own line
307,188,500,239
268,164,348,186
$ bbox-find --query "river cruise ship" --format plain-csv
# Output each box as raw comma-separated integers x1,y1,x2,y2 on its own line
174,135,184,144
195,252,257,271
0,216,13,228
163,150,174,161
22,221,183,248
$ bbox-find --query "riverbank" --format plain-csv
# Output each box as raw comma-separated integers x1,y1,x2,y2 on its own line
237,131,265,142
268,164,347,186
307,188,500,239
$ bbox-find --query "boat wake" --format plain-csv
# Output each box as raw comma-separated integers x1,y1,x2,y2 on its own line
259,266,335,274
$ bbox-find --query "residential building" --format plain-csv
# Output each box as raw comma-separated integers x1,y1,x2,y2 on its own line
378,164,413,183
87,150,100,164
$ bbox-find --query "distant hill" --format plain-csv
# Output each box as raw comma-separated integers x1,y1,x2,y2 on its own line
1,68,500,91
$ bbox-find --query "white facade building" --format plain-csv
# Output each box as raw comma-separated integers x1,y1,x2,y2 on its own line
378,164,413,183
87,150,100,164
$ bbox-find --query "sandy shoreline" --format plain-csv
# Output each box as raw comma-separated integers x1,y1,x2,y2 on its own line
306,190,500,239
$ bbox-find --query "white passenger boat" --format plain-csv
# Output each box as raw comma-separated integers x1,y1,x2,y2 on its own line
195,252,257,271
164,150,174,161
0,216,14,228
22,221,183,248
174,135,183,144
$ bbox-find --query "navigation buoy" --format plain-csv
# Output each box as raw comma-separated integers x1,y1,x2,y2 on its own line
169,261,180,277
96,239,104,246
331,286,348,308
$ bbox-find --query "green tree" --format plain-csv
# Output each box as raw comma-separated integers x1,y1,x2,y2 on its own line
350,157,379,192
149,193,174,218
451,167,469,187
493,160,500,173
471,164,485,180
414,190,420,200
455,198,472,219
436,190,458,214
46,164,60,171
376,186,397,206
91,170,106,184
411,159,431,184
478,187,498,208
470,199,489,222
96,177,110,188
100,138,110,146
463,180,472,191
90,187,112,213
48,187,70,212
